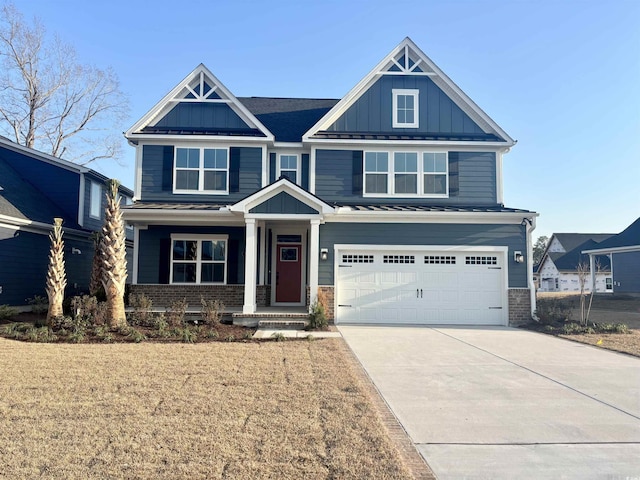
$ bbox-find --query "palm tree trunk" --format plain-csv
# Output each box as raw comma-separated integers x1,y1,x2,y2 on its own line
45,218,67,325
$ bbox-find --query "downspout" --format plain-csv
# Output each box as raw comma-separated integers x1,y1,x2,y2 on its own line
524,216,537,319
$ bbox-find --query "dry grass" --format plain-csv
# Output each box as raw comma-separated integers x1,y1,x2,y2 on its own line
558,330,640,358
0,338,412,479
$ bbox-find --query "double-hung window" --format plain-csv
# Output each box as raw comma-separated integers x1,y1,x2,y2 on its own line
392,89,419,128
363,151,448,197
394,152,418,194
423,152,448,195
364,152,389,194
174,147,229,194
279,154,298,184
170,235,227,284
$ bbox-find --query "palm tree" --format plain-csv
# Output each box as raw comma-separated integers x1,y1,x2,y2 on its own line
102,180,128,328
45,218,66,325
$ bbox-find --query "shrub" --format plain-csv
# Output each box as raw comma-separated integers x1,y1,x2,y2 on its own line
0,304,18,321
200,298,224,325
308,297,328,330
203,329,219,340
242,330,254,340
27,296,48,315
595,322,630,334
224,334,235,342
536,298,572,324
166,299,188,327
129,294,154,326
271,332,286,342
128,328,146,343
562,322,584,335
181,327,197,344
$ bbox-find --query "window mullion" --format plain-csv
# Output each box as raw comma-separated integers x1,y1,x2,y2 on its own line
196,240,202,284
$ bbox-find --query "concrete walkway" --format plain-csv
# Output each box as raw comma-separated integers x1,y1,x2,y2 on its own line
339,325,640,479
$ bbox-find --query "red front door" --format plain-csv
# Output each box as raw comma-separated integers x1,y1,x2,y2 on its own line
276,244,302,303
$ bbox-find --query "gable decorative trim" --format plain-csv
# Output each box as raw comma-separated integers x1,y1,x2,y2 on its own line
303,37,514,145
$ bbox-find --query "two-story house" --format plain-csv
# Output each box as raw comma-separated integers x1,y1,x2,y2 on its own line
123,37,537,326
0,136,134,307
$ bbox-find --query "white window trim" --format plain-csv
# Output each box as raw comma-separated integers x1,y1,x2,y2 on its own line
392,88,419,128
173,146,230,195
89,181,102,219
276,153,301,186
169,234,229,285
363,150,449,198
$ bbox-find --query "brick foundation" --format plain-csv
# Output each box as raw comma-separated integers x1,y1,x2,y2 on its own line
508,288,532,326
318,286,335,323
129,284,270,308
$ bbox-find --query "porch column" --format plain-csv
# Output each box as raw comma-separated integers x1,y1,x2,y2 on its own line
589,254,596,292
243,218,257,314
309,219,320,310
259,221,267,285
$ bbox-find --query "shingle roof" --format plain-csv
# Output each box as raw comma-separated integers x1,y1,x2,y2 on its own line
585,217,640,250
238,97,339,143
0,158,67,224
554,233,614,253
552,239,611,272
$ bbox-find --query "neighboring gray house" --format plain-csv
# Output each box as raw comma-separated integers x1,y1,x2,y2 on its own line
537,233,613,293
123,37,538,326
0,137,133,307
583,218,640,294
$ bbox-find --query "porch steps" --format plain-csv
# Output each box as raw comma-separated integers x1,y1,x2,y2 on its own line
232,312,309,329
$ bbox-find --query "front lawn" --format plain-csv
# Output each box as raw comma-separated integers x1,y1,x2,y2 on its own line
0,338,413,479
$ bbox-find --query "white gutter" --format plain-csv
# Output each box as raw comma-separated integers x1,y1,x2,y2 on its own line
583,245,640,255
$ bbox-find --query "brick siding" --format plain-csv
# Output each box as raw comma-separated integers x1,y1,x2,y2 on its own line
130,284,270,308
508,288,531,326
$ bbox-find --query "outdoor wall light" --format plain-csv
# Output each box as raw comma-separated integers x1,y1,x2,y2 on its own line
320,248,328,261
514,251,524,263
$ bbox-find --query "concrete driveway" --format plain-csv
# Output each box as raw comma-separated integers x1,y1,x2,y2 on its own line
339,325,640,479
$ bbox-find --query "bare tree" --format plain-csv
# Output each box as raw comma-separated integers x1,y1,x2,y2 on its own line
0,3,128,164
533,235,548,265
576,259,601,326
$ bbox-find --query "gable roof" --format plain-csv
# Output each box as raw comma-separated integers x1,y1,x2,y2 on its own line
238,97,338,143
552,233,615,253
0,157,69,225
303,37,514,145
125,64,274,142
583,217,640,254
552,239,611,272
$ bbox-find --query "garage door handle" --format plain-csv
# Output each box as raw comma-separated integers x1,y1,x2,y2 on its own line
338,304,352,308
420,289,423,298
416,289,419,298
489,307,503,309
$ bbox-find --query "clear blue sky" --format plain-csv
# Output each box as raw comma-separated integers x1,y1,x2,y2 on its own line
13,0,640,239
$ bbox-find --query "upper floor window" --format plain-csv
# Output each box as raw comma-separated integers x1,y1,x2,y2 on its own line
392,89,419,128
278,154,299,184
174,147,228,194
364,152,389,194
363,150,448,197
89,181,102,219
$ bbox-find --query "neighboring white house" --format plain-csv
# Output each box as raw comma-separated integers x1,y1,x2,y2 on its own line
537,233,614,293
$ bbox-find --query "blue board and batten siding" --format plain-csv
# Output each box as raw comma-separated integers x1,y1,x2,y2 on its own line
328,76,486,136
318,223,527,288
250,192,318,214
154,103,255,132
314,149,497,205
140,145,262,203
613,252,640,293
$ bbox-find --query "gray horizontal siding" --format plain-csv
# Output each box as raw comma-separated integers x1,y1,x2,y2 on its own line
250,192,318,214
318,222,527,288
140,145,262,203
328,76,485,135
154,103,253,131
314,149,496,205
0,227,96,305
137,225,246,284
613,252,640,293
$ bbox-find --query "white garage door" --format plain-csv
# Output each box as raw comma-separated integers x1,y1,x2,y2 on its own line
336,249,506,325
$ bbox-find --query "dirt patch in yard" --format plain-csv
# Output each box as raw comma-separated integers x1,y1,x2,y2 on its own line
557,330,640,357
0,337,417,479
